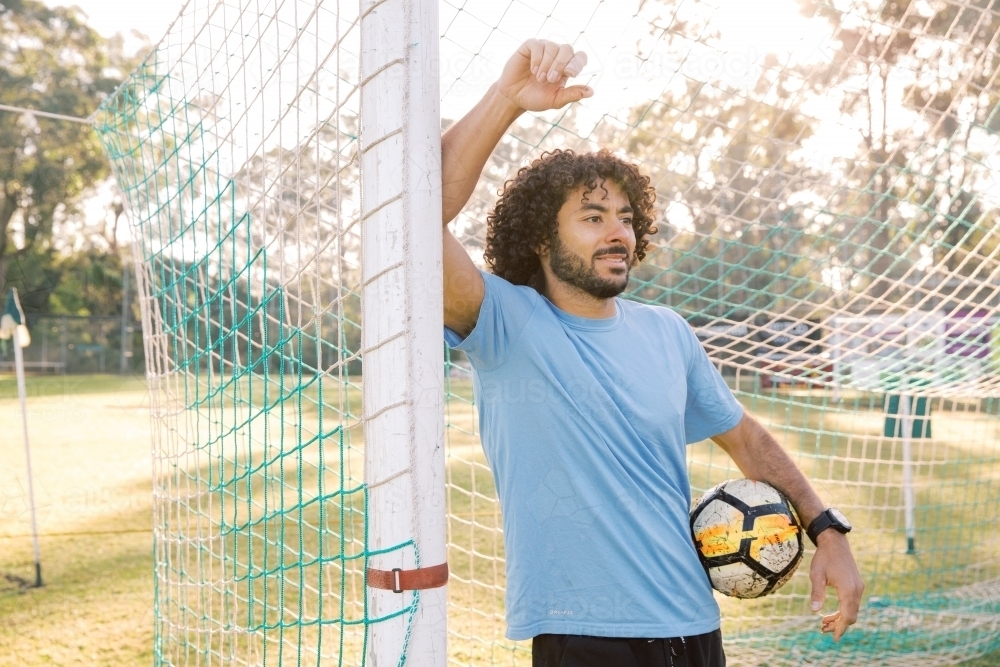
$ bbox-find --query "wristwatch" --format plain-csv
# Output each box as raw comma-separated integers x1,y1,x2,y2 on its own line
806,508,852,546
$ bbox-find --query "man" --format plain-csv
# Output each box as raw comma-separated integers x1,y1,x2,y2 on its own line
440,39,863,667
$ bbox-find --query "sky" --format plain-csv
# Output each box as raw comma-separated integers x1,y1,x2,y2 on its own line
44,0,187,45
49,0,820,112
49,0,831,117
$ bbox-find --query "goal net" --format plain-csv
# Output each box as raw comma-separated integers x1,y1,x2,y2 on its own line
441,1,1000,666
94,0,1000,665
95,0,444,664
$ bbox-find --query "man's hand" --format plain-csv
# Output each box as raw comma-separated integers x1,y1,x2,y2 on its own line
712,414,864,640
497,39,592,113
809,530,864,641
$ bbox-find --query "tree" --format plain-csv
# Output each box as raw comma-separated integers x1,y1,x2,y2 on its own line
587,0,832,320
814,0,1000,305
597,0,1000,318
0,0,133,308
45,249,124,316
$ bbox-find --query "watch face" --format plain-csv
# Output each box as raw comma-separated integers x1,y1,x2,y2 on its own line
829,508,852,530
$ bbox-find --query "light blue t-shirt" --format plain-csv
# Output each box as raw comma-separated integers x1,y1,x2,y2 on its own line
444,271,745,641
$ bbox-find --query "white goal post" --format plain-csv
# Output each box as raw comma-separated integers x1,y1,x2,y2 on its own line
360,0,447,665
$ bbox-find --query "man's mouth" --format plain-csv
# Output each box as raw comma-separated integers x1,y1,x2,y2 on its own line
594,247,630,269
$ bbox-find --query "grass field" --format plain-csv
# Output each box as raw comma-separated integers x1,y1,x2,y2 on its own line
0,374,153,666
1,373,998,666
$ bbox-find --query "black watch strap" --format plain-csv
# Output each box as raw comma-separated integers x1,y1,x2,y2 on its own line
806,509,851,546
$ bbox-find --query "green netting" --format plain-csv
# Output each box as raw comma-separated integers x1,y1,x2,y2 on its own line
93,2,418,664
95,0,1000,665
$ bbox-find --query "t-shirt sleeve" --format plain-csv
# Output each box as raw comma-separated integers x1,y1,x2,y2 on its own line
444,270,539,371
678,317,745,443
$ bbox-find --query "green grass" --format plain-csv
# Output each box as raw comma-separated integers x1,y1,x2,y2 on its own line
0,373,154,666
0,372,148,399
1,373,998,666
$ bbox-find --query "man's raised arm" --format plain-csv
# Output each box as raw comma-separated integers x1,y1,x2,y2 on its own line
441,39,591,337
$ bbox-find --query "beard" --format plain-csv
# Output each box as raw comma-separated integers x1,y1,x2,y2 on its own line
548,235,631,299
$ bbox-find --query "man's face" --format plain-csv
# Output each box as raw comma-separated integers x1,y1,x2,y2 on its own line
542,179,637,299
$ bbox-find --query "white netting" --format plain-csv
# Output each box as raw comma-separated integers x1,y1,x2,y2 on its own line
97,1,370,664
95,0,1000,665
441,1,1000,665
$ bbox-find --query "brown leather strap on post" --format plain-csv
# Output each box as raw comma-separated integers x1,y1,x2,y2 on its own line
367,563,449,593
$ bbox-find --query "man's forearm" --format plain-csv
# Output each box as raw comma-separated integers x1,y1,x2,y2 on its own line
441,84,523,224
713,414,826,526
714,415,862,636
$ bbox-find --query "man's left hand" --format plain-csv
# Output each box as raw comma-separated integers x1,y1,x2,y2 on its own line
809,530,864,641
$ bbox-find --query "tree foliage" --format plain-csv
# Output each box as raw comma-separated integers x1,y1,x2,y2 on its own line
0,0,135,311
814,0,1000,293
597,0,1000,318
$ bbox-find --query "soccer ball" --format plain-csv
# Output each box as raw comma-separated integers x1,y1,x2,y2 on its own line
689,479,803,599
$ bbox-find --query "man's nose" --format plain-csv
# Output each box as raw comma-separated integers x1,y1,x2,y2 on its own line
604,218,630,247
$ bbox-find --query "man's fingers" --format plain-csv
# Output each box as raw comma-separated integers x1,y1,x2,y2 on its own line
810,531,864,641
838,586,862,624
521,39,543,75
834,567,864,618
563,51,588,78
536,41,560,82
820,611,840,639
832,577,863,641
809,566,827,613
552,85,593,108
820,612,839,631
833,616,851,642
546,44,576,82
820,573,862,641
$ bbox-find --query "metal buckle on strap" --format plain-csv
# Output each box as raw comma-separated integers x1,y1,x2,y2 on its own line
367,562,449,593
392,567,403,594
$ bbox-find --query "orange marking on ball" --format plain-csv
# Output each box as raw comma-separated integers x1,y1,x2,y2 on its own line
695,514,799,560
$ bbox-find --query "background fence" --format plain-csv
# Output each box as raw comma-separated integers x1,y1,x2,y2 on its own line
0,312,142,375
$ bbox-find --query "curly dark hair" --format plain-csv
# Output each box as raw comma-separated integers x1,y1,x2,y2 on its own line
484,149,658,288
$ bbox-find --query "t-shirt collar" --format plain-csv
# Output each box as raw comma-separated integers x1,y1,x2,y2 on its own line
545,298,624,331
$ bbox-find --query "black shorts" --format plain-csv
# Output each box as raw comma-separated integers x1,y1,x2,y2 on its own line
532,630,725,667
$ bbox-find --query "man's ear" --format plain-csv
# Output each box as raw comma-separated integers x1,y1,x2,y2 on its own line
534,236,550,258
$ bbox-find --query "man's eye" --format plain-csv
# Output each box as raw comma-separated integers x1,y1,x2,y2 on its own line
622,218,634,226
587,216,602,223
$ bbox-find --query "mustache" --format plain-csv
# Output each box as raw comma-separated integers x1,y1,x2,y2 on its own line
593,245,631,260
